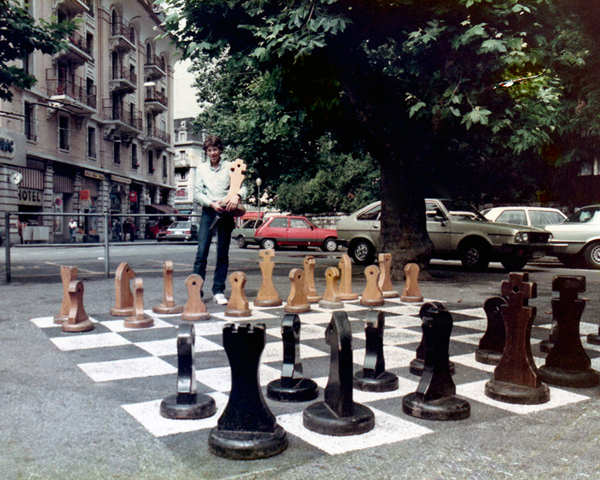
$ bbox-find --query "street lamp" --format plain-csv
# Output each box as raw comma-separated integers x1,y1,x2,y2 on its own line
256,177,262,219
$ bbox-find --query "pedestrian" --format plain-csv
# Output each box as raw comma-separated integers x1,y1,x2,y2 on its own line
123,218,135,242
193,135,247,305
68,218,77,243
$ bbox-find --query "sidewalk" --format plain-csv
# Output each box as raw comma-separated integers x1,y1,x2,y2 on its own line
1,270,599,480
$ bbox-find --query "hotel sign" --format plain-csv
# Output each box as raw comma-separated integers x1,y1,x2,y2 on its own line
18,187,43,206
0,128,26,167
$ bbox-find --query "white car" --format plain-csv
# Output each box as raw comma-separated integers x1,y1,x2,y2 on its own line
482,206,566,228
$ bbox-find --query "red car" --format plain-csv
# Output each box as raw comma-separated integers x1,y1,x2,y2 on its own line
255,215,338,252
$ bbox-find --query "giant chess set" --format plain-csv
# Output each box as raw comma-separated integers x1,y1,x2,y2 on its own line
30,252,600,459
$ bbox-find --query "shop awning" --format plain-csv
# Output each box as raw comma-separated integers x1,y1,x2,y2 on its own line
146,204,179,214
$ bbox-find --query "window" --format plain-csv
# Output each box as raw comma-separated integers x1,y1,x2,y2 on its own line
22,53,33,77
111,10,119,35
178,131,187,142
148,150,154,174
269,218,288,228
358,204,381,221
290,218,311,229
113,142,121,165
58,115,70,151
496,210,527,226
162,155,167,178
87,126,96,158
24,102,35,141
131,143,138,169
86,32,94,59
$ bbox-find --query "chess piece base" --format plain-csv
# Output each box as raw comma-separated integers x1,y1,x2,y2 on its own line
353,371,399,392
152,304,184,315
475,349,502,366
382,290,400,299
160,393,216,420
306,295,322,304
409,358,456,377
53,314,67,325
208,425,288,460
485,379,550,405
338,293,359,301
267,378,319,403
303,402,375,436
318,299,344,309
359,299,384,307
587,333,600,346
400,294,423,302
253,299,283,307
181,312,211,322
539,339,553,354
110,307,134,317
62,319,95,333
402,392,470,421
225,309,252,317
538,365,600,388
284,304,311,314
124,316,154,329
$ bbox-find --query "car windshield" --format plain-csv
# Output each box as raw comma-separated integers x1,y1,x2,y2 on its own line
170,222,190,229
565,207,600,224
439,200,487,221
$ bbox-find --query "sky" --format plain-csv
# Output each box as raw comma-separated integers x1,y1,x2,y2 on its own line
173,59,202,120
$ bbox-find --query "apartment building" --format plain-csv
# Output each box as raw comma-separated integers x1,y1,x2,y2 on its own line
0,0,176,243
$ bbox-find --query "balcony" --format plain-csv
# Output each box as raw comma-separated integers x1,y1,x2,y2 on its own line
56,0,89,15
46,69,97,115
102,99,143,134
174,153,190,168
146,127,171,149
144,87,168,113
110,65,137,93
144,55,166,80
109,21,135,52
55,30,93,66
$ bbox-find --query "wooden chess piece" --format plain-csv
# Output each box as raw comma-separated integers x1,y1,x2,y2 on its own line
338,254,359,301
110,262,135,316
182,274,210,322
360,265,384,307
401,263,423,302
219,158,247,217
254,250,282,307
304,256,322,303
485,273,550,405
54,266,78,324
378,253,399,298
285,269,311,313
153,261,183,314
62,280,94,333
225,271,252,317
124,278,154,328
319,266,344,309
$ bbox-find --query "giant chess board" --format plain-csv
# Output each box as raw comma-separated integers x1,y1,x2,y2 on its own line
30,297,600,456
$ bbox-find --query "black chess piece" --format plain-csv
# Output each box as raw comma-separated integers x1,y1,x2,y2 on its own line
303,311,375,436
539,276,599,388
484,273,550,405
208,324,287,460
267,314,319,402
410,302,455,376
160,324,216,419
475,296,508,365
402,302,470,421
353,310,399,392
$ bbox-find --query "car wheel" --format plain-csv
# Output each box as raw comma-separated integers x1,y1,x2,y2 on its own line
261,238,277,250
460,240,490,271
237,236,247,248
584,242,600,269
501,257,528,272
322,238,338,252
349,240,375,265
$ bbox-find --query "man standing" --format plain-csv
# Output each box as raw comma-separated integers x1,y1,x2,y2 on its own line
68,218,77,243
193,136,247,305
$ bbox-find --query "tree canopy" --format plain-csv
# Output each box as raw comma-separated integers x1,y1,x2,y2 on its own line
159,0,598,272
0,0,75,101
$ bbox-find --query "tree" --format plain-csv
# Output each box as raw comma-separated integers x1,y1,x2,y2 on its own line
0,0,76,101
159,0,593,275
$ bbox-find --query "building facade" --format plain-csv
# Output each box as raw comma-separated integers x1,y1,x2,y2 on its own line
0,0,176,243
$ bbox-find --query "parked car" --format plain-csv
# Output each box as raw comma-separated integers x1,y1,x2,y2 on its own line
231,218,264,248
156,224,170,242
164,221,199,242
482,206,567,228
545,205,600,269
336,199,552,271
255,215,338,252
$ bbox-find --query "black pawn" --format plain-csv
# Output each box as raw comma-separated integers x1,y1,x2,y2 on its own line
208,324,287,460
410,302,455,376
267,314,319,402
475,296,508,365
539,276,599,388
353,310,399,392
160,324,216,419
303,311,375,436
403,302,470,421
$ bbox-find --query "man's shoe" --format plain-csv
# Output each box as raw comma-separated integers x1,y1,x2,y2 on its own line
213,293,228,305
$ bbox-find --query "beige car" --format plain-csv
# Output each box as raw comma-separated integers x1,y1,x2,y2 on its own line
336,199,552,271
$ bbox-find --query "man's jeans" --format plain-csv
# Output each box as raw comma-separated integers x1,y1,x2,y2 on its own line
193,207,234,295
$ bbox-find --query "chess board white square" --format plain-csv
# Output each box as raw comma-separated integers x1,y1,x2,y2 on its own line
136,336,222,357
51,332,132,351
192,320,229,337
455,318,488,331
378,326,422,346
384,314,422,329
277,407,432,455
196,365,281,393
78,356,177,382
101,318,175,333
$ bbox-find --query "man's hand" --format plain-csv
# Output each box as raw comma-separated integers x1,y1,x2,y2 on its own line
223,195,241,212
210,201,225,214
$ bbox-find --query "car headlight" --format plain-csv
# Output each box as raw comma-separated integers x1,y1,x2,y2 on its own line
515,232,529,243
